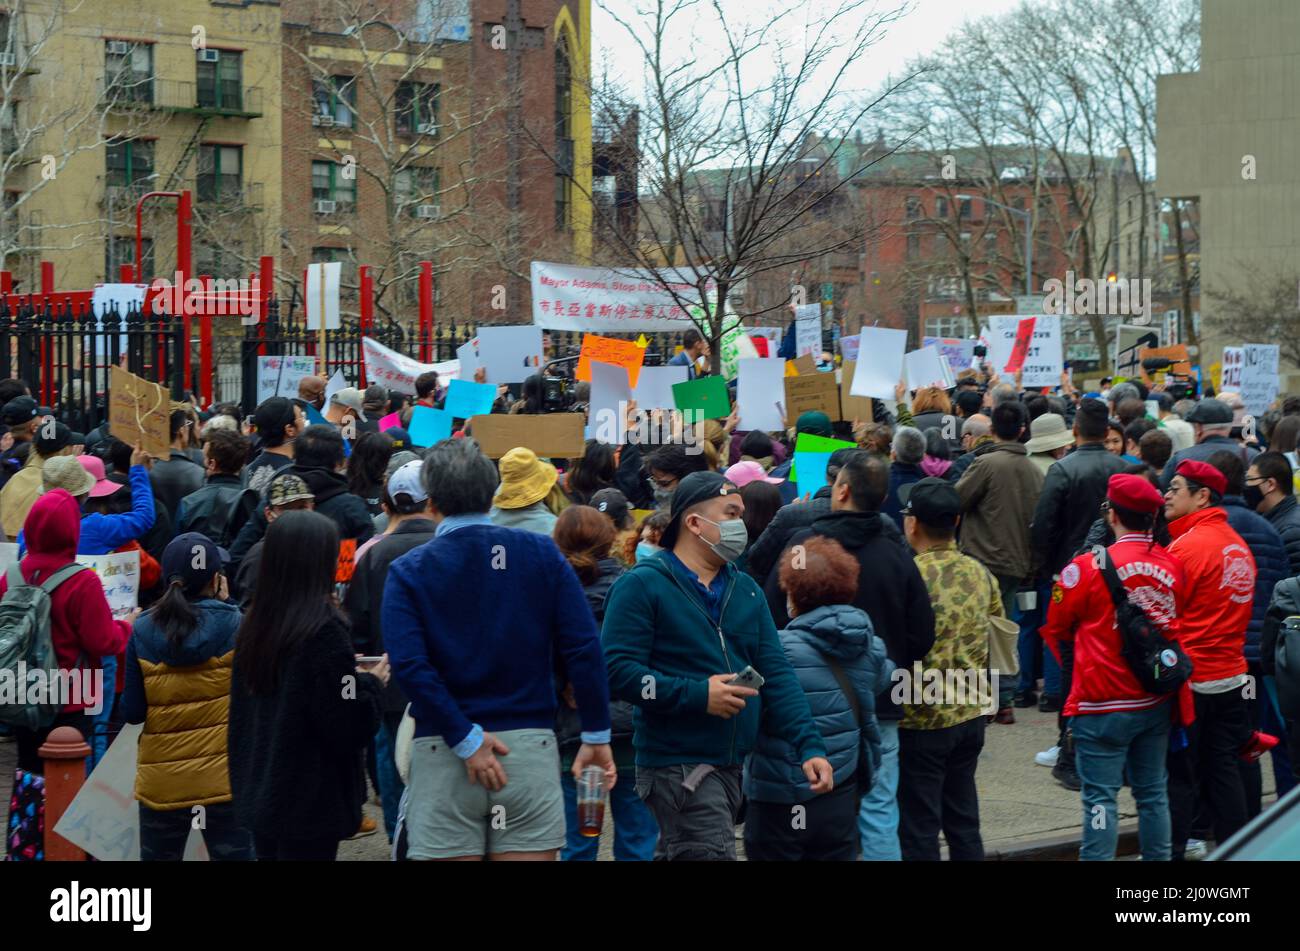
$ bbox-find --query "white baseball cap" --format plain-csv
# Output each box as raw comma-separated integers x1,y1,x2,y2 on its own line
387,458,428,503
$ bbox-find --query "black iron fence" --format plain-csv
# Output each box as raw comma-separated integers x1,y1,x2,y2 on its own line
0,298,186,433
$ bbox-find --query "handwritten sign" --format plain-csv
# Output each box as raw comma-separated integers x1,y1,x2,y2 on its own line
109,366,170,458
922,337,976,377
1220,347,1244,391
256,355,317,404
1240,344,1280,416
784,371,840,424
80,549,140,620
576,334,645,388
988,315,1062,387
795,304,822,357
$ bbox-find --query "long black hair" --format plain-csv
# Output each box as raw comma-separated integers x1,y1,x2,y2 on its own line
234,510,341,695
148,578,207,650
568,440,617,504
347,431,394,496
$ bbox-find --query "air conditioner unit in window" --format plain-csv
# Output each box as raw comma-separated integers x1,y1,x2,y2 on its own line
311,114,335,127
197,48,220,63
0,53,15,68
106,41,131,56
415,204,440,219
416,122,437,135
314,199,337,215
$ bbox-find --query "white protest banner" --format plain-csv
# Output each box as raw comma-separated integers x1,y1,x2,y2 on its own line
1221,347,1245,391
362,337,459,395
305,261,342,330
530,260,710,331
632,365,688,411
587,361,633,442
850,327,907,399
256,355,318,404
795,304,822,358
456,338,480,376
477,325,543,384
905,345,955,391
80,549,140,620
1241,344,1280,416
922,337,976,377
988,315,1063,388
91,283,147,356
737,358,787,432
54,724,210,861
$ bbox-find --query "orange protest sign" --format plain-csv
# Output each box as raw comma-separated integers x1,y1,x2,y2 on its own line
1137,345,1191,384
576,334,645,388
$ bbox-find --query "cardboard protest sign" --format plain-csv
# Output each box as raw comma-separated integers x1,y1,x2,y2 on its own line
576,334,645,388
1241,344,1280,416
256,355,317,404
784,371,840,424
443,379,497,419
468,412,586,459
672,374,730,418
80,549,140,621
408,406,453,447
477,325,544,384
737,358,787,432
631,365,688,411
1136,344,1191,385
110,366,170,458
795,304,822,357
839,363,874,422
54,723,210,862
790,354,817,376
849,328,907,399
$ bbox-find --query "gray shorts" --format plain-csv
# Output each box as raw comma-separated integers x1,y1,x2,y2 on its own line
635,764,743,861
405,727,565,859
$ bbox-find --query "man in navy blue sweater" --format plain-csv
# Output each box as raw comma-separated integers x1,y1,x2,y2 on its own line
382,438,615,861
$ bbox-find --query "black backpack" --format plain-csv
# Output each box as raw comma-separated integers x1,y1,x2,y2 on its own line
1091,545,1192,695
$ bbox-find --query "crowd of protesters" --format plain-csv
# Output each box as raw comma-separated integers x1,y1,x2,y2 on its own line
2,334,1300,864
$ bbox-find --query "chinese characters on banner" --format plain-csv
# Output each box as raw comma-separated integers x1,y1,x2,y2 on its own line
530,261,711,331
362,336,460,395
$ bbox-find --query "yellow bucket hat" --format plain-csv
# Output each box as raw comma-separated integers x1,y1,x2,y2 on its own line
493,447,558,509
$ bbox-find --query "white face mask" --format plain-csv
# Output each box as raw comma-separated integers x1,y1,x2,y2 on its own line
693,515,748,563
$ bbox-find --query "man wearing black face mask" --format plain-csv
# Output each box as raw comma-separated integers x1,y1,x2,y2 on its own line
601,470,832,860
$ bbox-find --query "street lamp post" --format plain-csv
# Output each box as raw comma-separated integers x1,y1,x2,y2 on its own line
958,194,1033,299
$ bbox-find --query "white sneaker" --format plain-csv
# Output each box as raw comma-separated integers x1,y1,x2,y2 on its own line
1034,745,1060,768
1184,838,1208,860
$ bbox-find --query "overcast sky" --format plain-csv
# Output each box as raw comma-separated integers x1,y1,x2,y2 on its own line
591,0,1030,105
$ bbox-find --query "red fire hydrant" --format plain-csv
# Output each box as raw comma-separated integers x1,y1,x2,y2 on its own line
38,726,90,861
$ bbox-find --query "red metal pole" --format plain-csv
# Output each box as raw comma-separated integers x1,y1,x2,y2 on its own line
119,264,134,283
359,265,372,387
40,726,90,861
0,270,11,293
179,193,193,390
258,255,273,357
419,261,432,362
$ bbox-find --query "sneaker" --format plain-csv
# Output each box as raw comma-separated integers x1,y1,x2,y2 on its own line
1013,691,1038,708
1184,838,1209,861
349,816,380,839
994,707,1015,725
1034,745,1060,768
1037,694,1062,713
1052,759,1081,791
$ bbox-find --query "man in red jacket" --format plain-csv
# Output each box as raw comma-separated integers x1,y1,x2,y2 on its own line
0,489,133,773
1163,459,1256,859
1042,474,1186,860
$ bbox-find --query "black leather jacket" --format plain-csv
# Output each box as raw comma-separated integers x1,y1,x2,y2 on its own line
1030,443,1128,578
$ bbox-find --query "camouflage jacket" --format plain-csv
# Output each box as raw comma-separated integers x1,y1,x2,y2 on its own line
901,544,1004,730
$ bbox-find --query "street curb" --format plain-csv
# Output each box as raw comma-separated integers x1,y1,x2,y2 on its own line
986,822,1141,861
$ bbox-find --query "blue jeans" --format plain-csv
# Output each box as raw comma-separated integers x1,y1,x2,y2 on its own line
1073,703,1171,861
560,770,657,861
89,654,116,773
1017,581,1061,697
858,720,901,861
1262,676,1297,797
373,715,404,842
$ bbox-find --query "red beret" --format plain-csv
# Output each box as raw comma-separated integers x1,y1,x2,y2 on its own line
1176,459,1227,497
1107,473,1164,514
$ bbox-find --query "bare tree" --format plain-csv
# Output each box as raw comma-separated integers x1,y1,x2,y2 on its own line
554,0,912,373
1203,265,1300,368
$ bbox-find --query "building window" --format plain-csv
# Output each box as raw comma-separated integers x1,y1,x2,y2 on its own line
395,165,440,215
906,233,920,261
395,81,439,135
196,49,242,111
554,34,573,231
106,236,153,282
905,196,921,220
925,315,967,338
702,198,727,233
197,145,242,203
0,102,17,154
935,195,948,219
195,242,233,277
105,41,153,104
313,75,355,128
959,197,972,220
106,139,155,192
312,160,356,207
959,232,972,252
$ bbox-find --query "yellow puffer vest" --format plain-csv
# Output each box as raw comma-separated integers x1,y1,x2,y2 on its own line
134,650,235,810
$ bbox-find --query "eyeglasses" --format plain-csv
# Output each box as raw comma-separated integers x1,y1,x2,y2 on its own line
650,476,677,489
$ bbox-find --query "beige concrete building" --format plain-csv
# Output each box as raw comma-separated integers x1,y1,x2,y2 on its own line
1156,0,1300,371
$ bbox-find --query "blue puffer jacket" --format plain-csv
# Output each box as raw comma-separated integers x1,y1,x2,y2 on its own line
743,604,893,804
1222,497,1290,664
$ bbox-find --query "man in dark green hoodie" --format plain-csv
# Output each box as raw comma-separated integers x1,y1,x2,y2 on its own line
602,470,832,860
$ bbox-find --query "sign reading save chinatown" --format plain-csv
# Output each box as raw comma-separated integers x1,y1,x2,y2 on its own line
530,261,714,331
